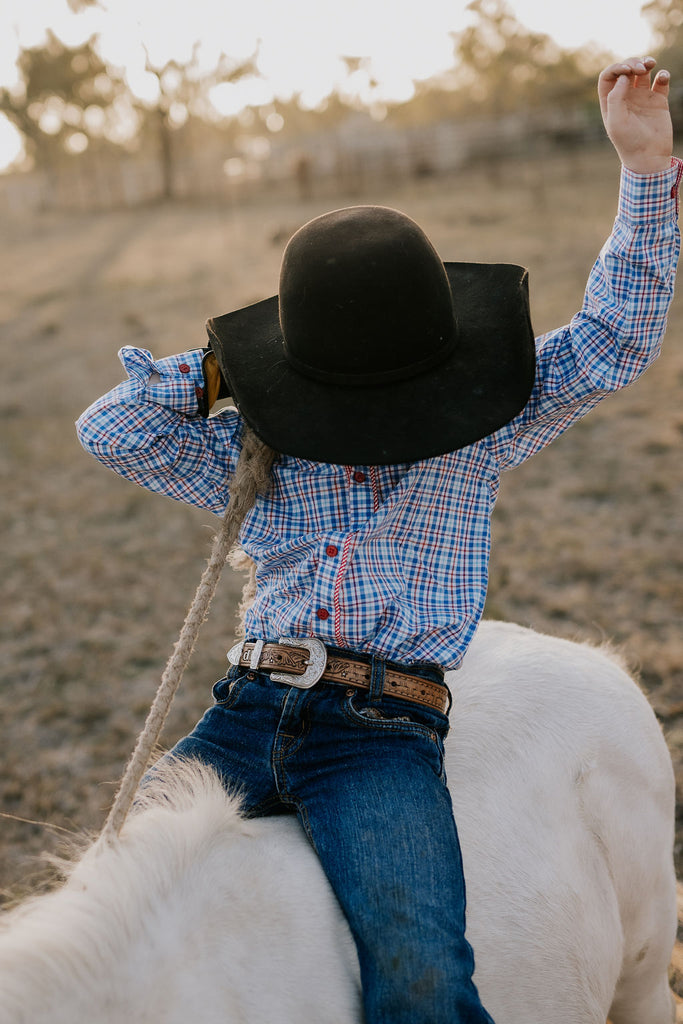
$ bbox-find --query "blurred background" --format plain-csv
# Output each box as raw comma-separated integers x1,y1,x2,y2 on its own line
1,0,682,961
1,0,682,210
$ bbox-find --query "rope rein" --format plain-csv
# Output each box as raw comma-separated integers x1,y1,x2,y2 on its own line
100,427,276,843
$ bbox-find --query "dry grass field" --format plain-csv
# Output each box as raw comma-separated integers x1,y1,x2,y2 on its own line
1,143,682,928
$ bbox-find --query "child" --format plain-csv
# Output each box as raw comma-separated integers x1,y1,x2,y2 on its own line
77,58,680,1023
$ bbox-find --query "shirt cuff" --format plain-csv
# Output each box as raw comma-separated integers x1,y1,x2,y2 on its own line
618,157,683,224
118,346,205,416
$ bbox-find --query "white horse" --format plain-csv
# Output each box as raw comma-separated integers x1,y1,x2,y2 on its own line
0,621,677,1024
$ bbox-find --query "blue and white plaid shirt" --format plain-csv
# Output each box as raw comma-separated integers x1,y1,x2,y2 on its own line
77,163,682,669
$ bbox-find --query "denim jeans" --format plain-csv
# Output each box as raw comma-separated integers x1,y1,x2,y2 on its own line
164,647,494,1024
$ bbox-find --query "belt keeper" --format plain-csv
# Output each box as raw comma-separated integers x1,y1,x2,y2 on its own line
249,639,265,670
368,655,385,702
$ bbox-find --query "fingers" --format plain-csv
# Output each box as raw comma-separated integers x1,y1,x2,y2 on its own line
603,56,655,77
633,56,656,88
652,68,671,96
599,56,670,99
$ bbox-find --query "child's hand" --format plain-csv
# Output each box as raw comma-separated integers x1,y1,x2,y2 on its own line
598,57,673,174
199,350,229,416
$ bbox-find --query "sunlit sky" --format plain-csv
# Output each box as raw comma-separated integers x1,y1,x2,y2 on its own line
0,0,658,171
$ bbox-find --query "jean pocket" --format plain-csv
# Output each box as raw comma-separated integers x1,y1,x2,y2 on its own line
343,692,448,782
211,673,250,709
344,691,449,738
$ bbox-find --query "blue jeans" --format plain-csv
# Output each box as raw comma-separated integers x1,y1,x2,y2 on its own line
165,648,494,1024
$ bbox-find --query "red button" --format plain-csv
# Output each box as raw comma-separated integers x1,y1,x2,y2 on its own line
326,545,338,557
178,363,191,374
353,471,366,483
316,608,330,620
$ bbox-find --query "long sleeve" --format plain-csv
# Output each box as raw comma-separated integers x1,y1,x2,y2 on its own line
76,346,243,514
484,159,682,471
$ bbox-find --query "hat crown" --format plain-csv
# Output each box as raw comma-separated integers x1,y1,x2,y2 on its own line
278,206,456,386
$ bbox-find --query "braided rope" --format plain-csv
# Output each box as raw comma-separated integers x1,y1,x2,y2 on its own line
100,427,276,842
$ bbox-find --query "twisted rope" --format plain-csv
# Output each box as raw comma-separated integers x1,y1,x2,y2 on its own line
100,427,276,842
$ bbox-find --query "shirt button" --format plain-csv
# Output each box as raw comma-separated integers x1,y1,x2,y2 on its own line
316,608,330,620
353,470,366,483
326,545,338,557
178,363,191,374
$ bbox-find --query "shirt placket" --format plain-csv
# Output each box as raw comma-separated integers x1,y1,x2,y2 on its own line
311,467,378,646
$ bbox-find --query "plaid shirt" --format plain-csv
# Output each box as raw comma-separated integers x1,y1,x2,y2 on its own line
77,163,682,669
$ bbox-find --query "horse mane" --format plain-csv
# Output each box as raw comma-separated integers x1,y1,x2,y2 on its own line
0,762,247,1021
0,759,358,1024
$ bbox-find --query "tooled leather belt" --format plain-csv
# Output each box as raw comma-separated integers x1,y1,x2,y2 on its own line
226,637,449,714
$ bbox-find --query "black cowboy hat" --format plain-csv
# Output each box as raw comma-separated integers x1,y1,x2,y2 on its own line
206,205,536,465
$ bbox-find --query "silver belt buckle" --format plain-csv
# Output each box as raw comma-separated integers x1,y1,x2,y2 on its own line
226,637,328,689
272,637,328,689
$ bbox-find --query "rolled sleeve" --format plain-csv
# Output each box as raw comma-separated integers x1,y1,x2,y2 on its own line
76,346,242,515
119,346,206,416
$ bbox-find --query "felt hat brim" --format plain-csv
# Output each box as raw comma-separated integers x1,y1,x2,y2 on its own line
206,261,536,465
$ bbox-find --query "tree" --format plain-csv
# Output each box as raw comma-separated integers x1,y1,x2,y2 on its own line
642,0,683,129
452,0,603,116
643,0,683,39
139,45,256,199
0,29,257,198
0,32,131,168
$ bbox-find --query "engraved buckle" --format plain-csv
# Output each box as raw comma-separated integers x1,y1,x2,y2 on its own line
271,637,328,689
226,637,328,689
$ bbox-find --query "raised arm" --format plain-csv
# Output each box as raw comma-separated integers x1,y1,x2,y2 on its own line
76,346,242,515
483,58,681,471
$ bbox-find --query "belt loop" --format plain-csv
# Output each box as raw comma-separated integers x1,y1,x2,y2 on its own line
368,655,385,703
